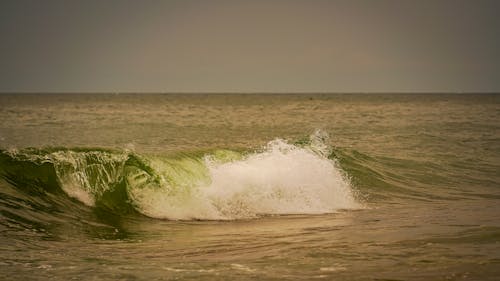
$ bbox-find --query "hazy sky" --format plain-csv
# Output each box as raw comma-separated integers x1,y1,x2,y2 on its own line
1,0,499,93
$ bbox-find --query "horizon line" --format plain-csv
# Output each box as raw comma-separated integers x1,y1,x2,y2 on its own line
1,91,499,95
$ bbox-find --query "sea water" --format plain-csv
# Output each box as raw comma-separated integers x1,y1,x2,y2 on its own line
0,93,499,280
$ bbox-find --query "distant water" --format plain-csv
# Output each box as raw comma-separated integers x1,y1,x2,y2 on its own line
1,93,499,280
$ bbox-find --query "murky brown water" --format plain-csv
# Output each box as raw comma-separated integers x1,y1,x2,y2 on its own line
1,94,499,280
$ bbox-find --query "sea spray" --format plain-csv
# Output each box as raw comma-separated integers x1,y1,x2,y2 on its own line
204,139,357,219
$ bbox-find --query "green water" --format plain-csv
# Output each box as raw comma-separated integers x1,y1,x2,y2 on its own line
1,93,499,280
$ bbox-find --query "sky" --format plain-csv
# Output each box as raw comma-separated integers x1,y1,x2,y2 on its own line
0,0,499,93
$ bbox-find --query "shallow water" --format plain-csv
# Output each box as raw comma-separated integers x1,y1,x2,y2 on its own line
1,93,499,280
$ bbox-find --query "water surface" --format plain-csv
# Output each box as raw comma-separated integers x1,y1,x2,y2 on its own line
1,94,499,280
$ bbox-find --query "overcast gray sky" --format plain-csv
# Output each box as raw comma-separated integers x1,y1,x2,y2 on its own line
0,0,499,93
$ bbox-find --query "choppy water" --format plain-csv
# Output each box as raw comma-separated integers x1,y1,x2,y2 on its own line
1,93,499,280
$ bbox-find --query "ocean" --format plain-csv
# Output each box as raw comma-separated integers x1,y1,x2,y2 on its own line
0,93,499,280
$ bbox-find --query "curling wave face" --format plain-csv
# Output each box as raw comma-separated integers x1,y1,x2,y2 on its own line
0,133,360,220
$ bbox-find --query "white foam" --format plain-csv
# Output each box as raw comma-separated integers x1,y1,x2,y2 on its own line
131,139,360,220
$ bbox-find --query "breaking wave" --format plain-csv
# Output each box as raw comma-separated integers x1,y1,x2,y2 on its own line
0,132,360,220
